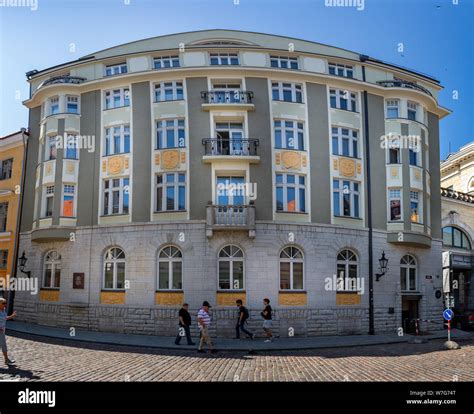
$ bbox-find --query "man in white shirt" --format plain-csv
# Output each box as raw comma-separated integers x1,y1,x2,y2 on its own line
197,301,217,354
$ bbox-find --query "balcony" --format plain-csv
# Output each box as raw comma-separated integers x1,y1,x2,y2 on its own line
377,80,433,97
40,75,87,89
202,138,260,163
200,90,255,111
441,187,474,204
206,202,256,238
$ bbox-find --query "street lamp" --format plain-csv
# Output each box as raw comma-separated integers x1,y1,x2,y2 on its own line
375,251,389,282
18,251,31,278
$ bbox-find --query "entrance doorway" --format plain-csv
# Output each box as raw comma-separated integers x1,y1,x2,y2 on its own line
402,297,420,334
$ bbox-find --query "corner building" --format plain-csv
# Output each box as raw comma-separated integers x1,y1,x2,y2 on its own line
17,30,449,337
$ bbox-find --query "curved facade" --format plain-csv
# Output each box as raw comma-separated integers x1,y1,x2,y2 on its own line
17,30,449,337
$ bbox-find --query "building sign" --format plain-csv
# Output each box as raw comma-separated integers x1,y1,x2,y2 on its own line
73,273,85,289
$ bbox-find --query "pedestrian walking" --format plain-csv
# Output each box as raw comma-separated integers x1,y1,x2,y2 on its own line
261,298,273,342
235,299,254,340
197,301,217,353
0,298,16,365
175,303,195,345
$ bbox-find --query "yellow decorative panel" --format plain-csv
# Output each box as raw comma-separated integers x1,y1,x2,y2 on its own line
357,162,361,174
336,293,361,306
39,289,60,302
100,291,125,305
162,150,180,170
281,151,302,170
391,167,398,178
155,291,184,306
216,292,246,307
45,163,53,175
278,292,307,306
333,159,338,170
124,157,129,169
275,153,281,165
66,161,75,174
414,170,421,180
339,158,356,178
155,153,160,165
180,151,186,164
302,155,307,167
108,156,124,175
102,160,107,172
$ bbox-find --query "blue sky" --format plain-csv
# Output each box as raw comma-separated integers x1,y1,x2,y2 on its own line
0,0,472,159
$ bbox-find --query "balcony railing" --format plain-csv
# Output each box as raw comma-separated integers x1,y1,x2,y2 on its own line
41,75,87,88
206,202,256,238
202,138,259,156
377,80,432,97
441,187,474,204
201,90,254,104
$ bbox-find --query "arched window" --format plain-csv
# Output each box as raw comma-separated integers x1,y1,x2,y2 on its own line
103,247,125,290
279,246,304,290
336,249,358,291
218,245,244,290
43,251,61,288
400,255,417,291
443,226,471,250
158,246,183,290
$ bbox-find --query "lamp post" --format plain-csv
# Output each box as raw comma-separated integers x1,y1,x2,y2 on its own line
375,251,389,282
18,251,31,278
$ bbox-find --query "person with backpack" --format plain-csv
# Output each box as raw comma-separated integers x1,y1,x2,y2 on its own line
235,299,254,340
261,298,273,342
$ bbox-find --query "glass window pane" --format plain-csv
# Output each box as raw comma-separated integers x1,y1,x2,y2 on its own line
280,262,291,290
232,261,244,290
104,263,114,289
293,262,303,289
219,261,230,289
159,262,169,289
400,268,407,290
172,262,182,290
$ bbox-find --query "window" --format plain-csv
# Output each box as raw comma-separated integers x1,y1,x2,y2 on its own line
218,245,244,290
104,88,130,110
44,186,54,218
407,101,418,121
388,189,402,221
336,249,358,291
328,63,354,78
156,173,186,212
410,191,421,223
65,135,78,159
0,159,13,180
0,203,7,232
103,178,129,215
103,247,125,290
105,63,127,76
209,83,245,103
332,127,358,158
270,56,299,69
333,180,360,218
388,142,401,164
272,82,303,103
154,55,180,69
66,96,79,114
400,255,417,291
43,251,61,289
279,246,304,290
50,96,59,115
158,246,183,290
46,136,57,161
443,226,471,250
409,148,420,166
216,176,245,205
330,89,357,112
62,185,75,217
386,100,399,119
274,120,304,150
0,250,7,269
210,53,239,65
104,125,130,156
156,119,185,149
154,81,184,102
276,173,306,213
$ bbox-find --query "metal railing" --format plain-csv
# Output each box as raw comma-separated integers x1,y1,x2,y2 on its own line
41,75,87,88
377,80,433,97
201,90,254,104
202,138,259,156
441,187,474,204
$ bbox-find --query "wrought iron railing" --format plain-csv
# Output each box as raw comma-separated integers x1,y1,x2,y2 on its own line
201,90,254,104
377,80,432,97
41,75,87,88
202,138,259,156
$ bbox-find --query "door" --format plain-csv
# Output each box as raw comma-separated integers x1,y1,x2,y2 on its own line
402,297,419,333
215,122,245,155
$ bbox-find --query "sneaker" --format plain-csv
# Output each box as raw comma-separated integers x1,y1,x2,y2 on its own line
5,359,15,365
264,339,272,343
197,349,205,353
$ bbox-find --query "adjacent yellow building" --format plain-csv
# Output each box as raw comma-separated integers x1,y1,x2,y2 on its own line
0,131,27,286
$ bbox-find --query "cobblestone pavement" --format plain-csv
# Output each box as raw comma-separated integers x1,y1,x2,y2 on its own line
1,332,473,382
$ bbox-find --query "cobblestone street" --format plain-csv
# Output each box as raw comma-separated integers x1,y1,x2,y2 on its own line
0,332,473,382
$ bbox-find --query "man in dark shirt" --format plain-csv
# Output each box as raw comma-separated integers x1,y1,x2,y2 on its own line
261,298,273,342
175,303,195,345
235,299,254,340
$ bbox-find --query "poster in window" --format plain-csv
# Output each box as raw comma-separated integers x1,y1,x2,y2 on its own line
390,200,401,220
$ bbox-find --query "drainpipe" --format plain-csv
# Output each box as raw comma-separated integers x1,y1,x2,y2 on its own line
7,128,29,316
360,56,375,335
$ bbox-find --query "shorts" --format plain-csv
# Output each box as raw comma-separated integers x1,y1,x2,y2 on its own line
263,320,272,330
0,333,7,353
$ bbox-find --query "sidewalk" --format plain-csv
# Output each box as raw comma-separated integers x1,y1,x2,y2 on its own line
6,321,473,351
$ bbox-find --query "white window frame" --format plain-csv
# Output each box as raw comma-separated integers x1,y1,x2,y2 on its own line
218,245,245,291
62,184,76,217
104,125,130,156
103,178,130,216
45,136,57,161
103,247,126,290
332,126,359,158
328,62,354,78
154,81,184,102
272,81,303,103
44,185,55,218
104,88,130,110
279,246,304,291
400,255,417,292
274,119,305,150
209,53,240,65
104,63,128,76
336,249,358,291
156,119,185,149
49,96,59,115
0,158,13,180
410,190,422,223
388,188,403,222
66,95,79,114
407,101,418,121
153,55,180,69
64,134,79,160
330,89,357,112
155,172,186,212
43,251,61,289
333,179,360,218
270,55,299,69
275,173,306,213
157,246,183,291
386,99,399,119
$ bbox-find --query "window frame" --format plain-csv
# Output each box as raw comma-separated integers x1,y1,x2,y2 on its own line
157,245,183,291
104,63,128,76
275,173,306,213
274,119,305,150
0,158,13,180
156,118,186,149
279,246,304,291
270,55,299,70
271,81,303,103
0,250,7,270
104,124,130,156
104,88,130,110
388,188,403,222
442,226,472,250
218,245,245,291
43,250,61,289
209,53,240,66
44,186,54,218
103,247,126,290
331,126,359,158
386,99,400,119
0,202,8,232
62,184,76,218
336,249,359,292
155,172,186,212
330,89,358,112
333,179,360,218
328,62,354,78
400,255,417,292
102,177,130,216
153,55,180,69
409,190,422,223
154,81,184,102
